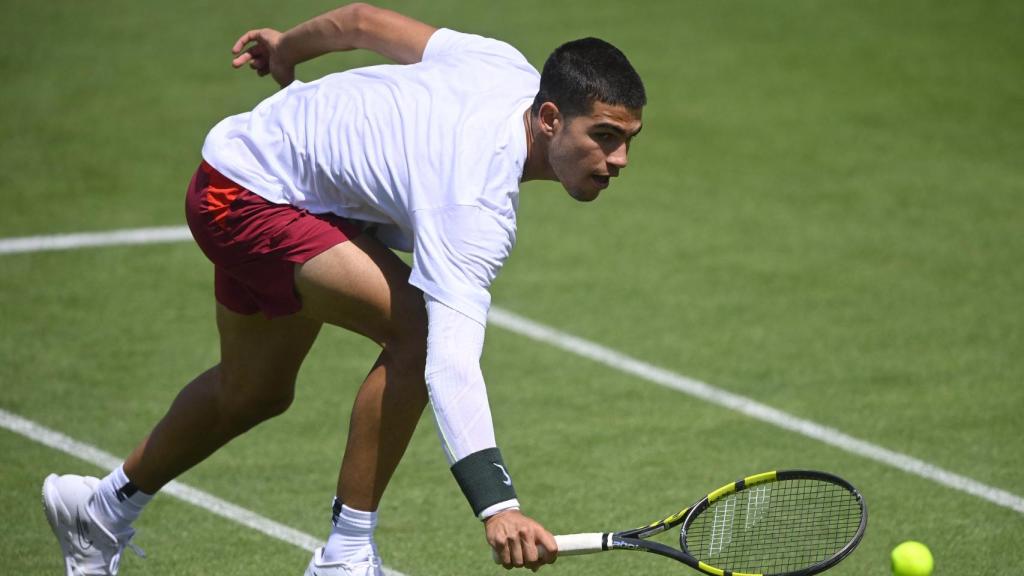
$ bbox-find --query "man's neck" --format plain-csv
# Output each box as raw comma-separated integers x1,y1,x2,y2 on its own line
520,110,553,183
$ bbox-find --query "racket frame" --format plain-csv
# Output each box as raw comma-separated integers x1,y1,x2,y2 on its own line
573,469,868,576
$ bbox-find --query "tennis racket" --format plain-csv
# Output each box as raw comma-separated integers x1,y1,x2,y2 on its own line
502,470,867,576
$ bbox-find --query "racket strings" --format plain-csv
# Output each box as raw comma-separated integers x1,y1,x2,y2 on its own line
683,479,862,574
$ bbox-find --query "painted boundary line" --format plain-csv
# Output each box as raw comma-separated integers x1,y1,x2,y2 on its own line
0,408,408,576
3,226,1023,517
0,226,192,255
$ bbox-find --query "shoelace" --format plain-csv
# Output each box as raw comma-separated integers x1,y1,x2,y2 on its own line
108,531,146,574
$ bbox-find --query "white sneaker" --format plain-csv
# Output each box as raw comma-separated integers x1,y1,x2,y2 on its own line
303,546,383,576
42,474,144,575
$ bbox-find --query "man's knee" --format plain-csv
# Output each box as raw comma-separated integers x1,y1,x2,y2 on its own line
384,312,428,368
216,369,297,427
378,279,427,355
377,321,428,411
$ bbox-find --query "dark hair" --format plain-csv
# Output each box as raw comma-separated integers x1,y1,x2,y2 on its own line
531,37,646,119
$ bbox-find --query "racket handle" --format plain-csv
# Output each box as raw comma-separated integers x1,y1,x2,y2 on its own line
490,533,606,563
552,533,606,555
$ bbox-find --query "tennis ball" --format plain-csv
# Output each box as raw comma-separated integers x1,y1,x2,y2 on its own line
891,541,933,576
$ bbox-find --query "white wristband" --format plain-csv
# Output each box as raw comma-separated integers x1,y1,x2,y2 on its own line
478,498,521,520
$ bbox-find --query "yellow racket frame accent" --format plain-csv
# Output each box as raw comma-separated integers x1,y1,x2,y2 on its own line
708,471,778,503
698,561,763,576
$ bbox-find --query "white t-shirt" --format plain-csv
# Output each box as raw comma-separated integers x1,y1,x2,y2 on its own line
202,28,540,325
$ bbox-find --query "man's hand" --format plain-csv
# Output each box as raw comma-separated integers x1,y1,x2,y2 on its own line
486,509,558,571
231,29,295,88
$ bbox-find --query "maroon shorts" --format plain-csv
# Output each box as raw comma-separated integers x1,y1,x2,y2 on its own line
184,161,362,318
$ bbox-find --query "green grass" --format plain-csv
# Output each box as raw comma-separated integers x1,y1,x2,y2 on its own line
3,0,1023,574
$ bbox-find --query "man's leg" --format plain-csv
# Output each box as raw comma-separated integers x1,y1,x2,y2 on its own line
292,233,429,571
43,304,323,575
122,304,323,493
295,233,430,512
125,230,429,510
45,228,425,576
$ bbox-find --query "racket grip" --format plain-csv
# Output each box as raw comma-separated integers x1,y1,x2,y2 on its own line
490,533,606,563
552,533,606,555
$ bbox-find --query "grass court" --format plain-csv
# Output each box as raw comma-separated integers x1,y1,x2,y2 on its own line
2,1,1022,574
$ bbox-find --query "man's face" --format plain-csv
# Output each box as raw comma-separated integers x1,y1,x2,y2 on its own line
547,101,643,202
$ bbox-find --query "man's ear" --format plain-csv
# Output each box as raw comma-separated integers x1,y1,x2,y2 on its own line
537,101,562,137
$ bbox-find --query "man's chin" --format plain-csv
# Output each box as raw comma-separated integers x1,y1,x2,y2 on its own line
568,188,599,202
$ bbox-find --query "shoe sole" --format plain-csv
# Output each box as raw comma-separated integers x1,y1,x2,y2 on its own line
43,473,83,575
42,474,67,545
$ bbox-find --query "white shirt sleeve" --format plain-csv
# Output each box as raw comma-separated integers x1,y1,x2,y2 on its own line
424,295,495,464
425,295,520,518
423,28,532,68
409,205,515,326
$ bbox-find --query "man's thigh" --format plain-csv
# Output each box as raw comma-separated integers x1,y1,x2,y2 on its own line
216,302,323,393
293,233,426,346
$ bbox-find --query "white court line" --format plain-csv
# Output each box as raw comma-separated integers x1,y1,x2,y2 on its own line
3,225,1023,517
0,408,408,576
0,226,192,255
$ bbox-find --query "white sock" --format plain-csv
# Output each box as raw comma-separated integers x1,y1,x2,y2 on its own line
322,498,378,563
86,465,154,539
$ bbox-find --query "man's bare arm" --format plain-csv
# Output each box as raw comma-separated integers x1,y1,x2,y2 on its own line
231,3,437,86
278,2,437,65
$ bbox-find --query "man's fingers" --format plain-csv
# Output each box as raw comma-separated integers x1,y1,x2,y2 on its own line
494,536,525,569
538,532,558,562
504,533,550,569
485,510,557,570
522,537,540,565
232,52,253,68
232,42,266,67
506,537,524,569
231,30,260,54
231,30,274,70
522,537,546,571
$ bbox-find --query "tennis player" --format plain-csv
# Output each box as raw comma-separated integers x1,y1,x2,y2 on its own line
41,3,645,575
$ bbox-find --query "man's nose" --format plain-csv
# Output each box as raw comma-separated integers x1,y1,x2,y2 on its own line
608,143,628,170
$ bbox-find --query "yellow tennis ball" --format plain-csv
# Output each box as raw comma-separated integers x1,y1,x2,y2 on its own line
891,541,933,576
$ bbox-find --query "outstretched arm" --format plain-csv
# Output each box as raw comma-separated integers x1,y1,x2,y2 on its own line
231,3,437,86
425,296,557,571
